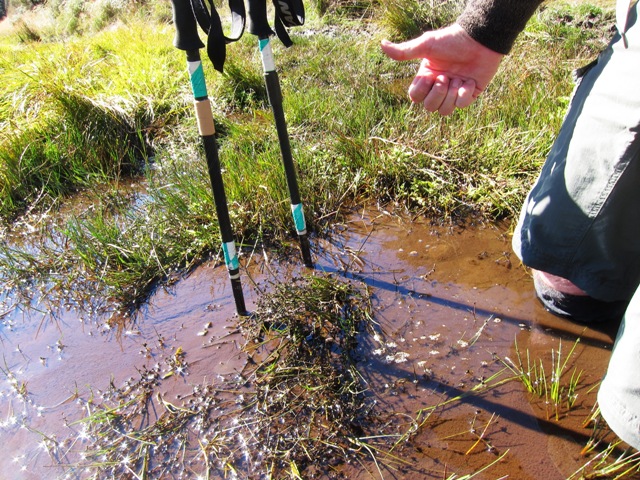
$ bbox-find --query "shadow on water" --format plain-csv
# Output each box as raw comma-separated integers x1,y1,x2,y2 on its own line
311,208,621,479
0,205,625,479
327,262,619,350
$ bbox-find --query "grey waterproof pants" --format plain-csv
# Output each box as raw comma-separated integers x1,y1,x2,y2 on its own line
512,4,640,304
512,2,640,449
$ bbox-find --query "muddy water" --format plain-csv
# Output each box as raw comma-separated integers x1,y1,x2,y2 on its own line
330,212,619,479
0,207,620,479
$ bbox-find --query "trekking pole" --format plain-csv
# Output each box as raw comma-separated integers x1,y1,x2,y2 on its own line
246,0,313,268
170,0,248,316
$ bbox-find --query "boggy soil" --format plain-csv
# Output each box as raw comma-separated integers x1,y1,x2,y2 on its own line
0,206,623,479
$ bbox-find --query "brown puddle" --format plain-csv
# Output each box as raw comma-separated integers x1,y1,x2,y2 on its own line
0,207,621,479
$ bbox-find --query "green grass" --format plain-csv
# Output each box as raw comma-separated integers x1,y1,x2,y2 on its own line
379,0,464,41
0,18,184,220
500,337,584,421
0,0,616,315
570,440,640,479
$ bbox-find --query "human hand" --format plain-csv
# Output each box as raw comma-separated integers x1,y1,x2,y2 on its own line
381,24,505,115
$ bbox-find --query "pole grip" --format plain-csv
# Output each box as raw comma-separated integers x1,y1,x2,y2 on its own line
247,0,274,37
171,0,205,51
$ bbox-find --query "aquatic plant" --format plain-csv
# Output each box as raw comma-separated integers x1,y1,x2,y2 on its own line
500,337,583,421
50,275,422,478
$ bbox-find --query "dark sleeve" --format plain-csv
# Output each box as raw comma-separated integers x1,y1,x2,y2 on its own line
456,0,544,54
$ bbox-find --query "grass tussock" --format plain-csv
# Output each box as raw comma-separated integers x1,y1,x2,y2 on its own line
0,18,184,221
54,275,418,479
380,0,464,41
500,338,584,421
236,276,388,476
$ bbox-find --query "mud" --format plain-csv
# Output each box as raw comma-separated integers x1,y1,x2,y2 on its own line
0,206,621,479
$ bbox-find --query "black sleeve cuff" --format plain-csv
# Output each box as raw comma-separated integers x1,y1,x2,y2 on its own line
457,0,544,54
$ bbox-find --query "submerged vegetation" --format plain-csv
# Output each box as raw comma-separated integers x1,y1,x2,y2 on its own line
1,0,637,478
1,279,374,477
53,276,384,478
9,271,640,479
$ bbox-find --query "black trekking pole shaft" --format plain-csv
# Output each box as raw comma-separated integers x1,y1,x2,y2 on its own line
261,49,313,267
171,0,248,315
247,0,313,267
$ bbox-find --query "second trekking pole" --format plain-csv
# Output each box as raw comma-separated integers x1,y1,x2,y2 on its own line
246,0,313,268
170,0,248,316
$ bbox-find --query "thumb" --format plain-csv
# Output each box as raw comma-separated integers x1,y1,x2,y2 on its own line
380,34,431,61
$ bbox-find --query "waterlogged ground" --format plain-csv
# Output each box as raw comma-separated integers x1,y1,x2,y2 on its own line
0,206,622,479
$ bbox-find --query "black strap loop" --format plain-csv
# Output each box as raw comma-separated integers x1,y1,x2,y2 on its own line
182,0,305,70
273,0,304,27
190,0,246,72
271,0,304,47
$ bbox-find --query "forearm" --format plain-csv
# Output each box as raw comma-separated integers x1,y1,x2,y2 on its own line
457,0,544,54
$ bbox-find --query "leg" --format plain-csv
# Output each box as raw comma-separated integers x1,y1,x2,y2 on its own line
598,284,640,449
512,3,640,311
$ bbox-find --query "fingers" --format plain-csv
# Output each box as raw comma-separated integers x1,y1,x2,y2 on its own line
407,71,451,114
433,77,461,116
422,75,451,114
407,64,481,115
407,67,436,104
408,73,465,116
395,58,482,114
454,78,479,109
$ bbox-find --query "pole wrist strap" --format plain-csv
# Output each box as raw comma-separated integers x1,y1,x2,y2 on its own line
272,0,305,47
191,0,246,72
